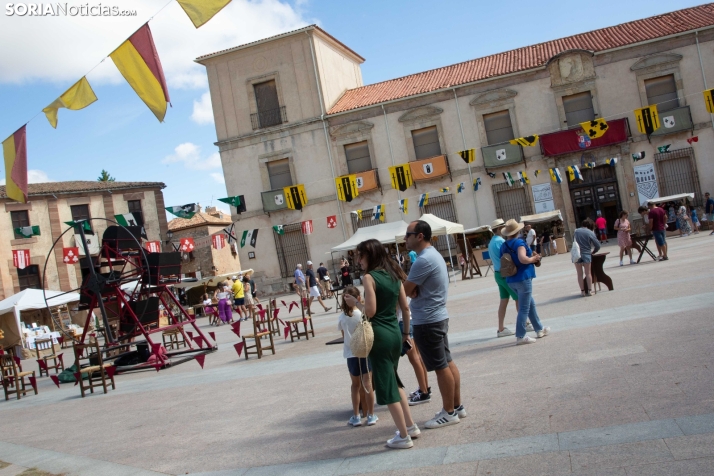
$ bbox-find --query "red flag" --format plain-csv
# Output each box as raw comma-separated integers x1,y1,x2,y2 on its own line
687,136,699,145
50,375,60,388
37,359,48,371
301,220,313,235
212,234,226,249
284,326,290,340
180,237,195,252
186,330,193,340
28,375,37,391
234,342,244,357
62,247,80,264
326,215,337,229
12,250,30,269
106,366,117,379
194,336,204,348
74,372,81,386
145,241,161,253
209,331,216,341
195,354,206,369
2,125,28,203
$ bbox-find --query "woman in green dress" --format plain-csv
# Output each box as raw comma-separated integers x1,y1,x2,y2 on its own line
344,239,419,449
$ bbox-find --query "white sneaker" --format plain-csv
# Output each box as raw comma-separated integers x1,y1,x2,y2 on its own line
537,327,550,338
348,415,362,427
455,404,467,418
619,260,623,266
425,409,460,429
387,430,413,449
517,336,537,345
497,327,514,337
407,423,421,438
525,322,534,331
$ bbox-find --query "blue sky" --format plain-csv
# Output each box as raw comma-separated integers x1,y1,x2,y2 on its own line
0,0,704,216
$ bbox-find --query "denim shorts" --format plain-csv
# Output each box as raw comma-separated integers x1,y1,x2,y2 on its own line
347,357,372,377
652,230,666,247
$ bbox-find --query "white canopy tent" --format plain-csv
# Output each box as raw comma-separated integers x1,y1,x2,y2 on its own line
646,193,695,204
463,225,492,235
520,210,563,224
331,221,410,252
0,289,80,348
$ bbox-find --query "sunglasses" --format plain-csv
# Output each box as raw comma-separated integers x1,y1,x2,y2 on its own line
405,231,421,238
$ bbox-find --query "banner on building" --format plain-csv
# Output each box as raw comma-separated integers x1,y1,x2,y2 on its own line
145,241,161,253
301,220,313,235
335,175,359,202
633,105,660,135
62,247,80,264
284,184,307,210
388,165,413,191
12,250,31,269
634,163,659,206
179,238,195,252
531,183,555,214
212,234,226,250
326,215,337,228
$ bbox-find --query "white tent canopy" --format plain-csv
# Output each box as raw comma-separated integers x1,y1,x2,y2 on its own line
0,289,80,348
647,193,695,204
395,214,465,243
520,210,563,224
331,221,410,252
463,225,491,235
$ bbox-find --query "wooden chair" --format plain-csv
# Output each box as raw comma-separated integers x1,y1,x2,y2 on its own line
162,328,187,350
35,337,64,377
241,308,275,360
73,340,116,397
1,354,37,400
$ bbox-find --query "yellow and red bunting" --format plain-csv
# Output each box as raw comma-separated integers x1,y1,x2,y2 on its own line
110,24,170,122
42,77,98,129
2,125,28,203
177,0,232,28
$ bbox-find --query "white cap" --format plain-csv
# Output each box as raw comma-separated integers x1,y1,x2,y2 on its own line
306,260,313,265
231,276,237,280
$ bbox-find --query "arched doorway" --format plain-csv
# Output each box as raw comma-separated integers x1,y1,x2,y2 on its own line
569,165,622,236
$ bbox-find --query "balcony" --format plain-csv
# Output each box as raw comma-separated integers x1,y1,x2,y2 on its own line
481,142,524,169
540,118,630,157
408,155,450,182
651,105,693,137
261,189,288,213
250,106,287,130
353,169,381,193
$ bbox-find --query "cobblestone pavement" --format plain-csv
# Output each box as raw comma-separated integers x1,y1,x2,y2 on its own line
1,233,713,475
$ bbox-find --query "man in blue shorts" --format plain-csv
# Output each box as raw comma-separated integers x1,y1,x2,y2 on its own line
647,202,668,261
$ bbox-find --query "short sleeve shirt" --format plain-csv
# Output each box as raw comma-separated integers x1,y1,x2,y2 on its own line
488,235,505,272
337,309,363,359
648,207,667,231
305,269,317,287
294,269,305,284
501,238,536,284
526,229,536,245
408,251,418,263
231,281,244,299
317,266,328,280
595,217,607,230
407,246,448,326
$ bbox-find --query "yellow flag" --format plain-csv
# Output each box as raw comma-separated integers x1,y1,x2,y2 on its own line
580,118,609,139
633,105,660,135
566,166,575,182
509,135,538,147
704,88,714,114
335,174,359,202
284,184,307,210
42,77,97,129
457,149,475,164
177,0,231,28
388,165,413,191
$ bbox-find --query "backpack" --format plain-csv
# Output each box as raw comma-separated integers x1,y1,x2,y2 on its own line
499,241,519,278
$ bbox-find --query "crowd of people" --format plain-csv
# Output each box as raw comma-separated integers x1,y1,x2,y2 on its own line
200,272,260,326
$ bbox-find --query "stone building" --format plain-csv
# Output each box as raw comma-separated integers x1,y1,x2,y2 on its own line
167,206,241,279
0,181,168,299
197,5,714,290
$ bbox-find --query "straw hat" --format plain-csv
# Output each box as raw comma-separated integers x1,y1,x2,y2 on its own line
490,218,505,229
500,219,524,237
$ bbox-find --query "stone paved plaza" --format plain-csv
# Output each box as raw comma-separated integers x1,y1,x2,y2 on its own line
1,233,713,475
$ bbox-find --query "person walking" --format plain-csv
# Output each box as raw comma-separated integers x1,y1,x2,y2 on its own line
595,212,608,243
306,261,332,313
705,192,714,234
344,239,419,449
614,211,635,266
317,262,332,298
524,224,537,252
231,275,247,321
573,219,601,296
404,220,466,429
337,286,376,427
691,207,701,233
294,264,306,298
647,202,668,260
213,282,233,325
487,219,518,337
500,219,550,345
540,228,552,257
676,204,693,237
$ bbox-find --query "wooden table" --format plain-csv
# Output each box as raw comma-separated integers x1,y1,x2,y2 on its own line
583,252,613,292
630,233,657,263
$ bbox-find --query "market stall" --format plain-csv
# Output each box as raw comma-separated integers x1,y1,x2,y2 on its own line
396,214,466,281
457,225,492,277
520,210,567,254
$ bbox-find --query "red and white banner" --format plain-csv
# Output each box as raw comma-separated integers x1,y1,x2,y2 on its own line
145,241,161,253
212,234,226,250
12,249,31,269
326,215,337,229
180,237,195,252
301,220,313,235
62,247,79,265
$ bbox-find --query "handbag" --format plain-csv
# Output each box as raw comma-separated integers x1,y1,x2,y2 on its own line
571,237,581,263
349,315,374,358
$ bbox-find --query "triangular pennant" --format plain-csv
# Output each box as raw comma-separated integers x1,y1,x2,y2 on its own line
195,354,206,369
50,375,60,388
456,149,475,164
234,342,244,357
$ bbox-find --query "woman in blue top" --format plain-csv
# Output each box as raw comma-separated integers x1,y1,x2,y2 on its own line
500,219,550,345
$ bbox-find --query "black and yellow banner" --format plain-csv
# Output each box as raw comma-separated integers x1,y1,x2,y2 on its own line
284,184,308,210
705,88,714,114
335,174,359,202
457,149,475,164
388,165,413,191
634,105,660,135
509,135,539,147
580,118,609,139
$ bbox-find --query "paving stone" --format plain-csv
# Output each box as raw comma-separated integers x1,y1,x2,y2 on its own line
569,440,674,471
664,433,714,460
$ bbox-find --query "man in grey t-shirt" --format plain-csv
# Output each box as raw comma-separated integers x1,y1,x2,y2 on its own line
404,220,465,429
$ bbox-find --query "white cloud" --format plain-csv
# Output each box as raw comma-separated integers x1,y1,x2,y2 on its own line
163,142,221,170
0,169,51,185
191,91,214,124
0,0,311,88
210,173,226,184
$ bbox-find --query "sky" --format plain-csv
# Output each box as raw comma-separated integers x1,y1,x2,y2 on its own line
0,0,706,218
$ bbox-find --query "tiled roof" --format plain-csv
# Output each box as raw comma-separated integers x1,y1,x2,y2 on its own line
0,181,165,199
195,24,364,62
328,4,714,114
168,212,233,232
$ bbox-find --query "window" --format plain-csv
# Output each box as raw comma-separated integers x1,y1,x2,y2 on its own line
344,141,372,174
655,147,702,205
70,204,93,233
18,265,41,291
267,159,293,190
253,80,283,128
483,110,515,145
10,210,30,239
645,75,678,112
492,183,533,222
411,126,441,160
127,200,144,226
563,91,595,127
